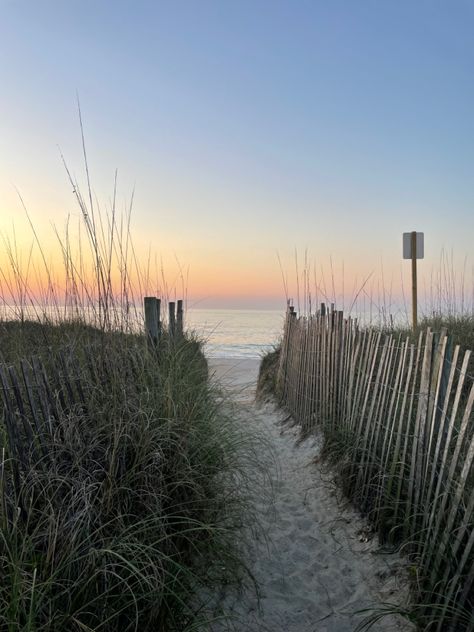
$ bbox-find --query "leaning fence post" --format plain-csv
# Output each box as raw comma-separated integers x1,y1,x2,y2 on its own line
177,300,183,336
169,301,176,339
144,297,159,348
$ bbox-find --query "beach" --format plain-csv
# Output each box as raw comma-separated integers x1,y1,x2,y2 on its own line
207,358,414,632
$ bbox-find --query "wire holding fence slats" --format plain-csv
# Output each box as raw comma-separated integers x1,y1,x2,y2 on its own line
276,304,474,631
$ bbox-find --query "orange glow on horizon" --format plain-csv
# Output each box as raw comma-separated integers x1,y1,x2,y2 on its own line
0,196,471,315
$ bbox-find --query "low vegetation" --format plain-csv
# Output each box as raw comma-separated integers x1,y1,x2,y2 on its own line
0,322,260,631
390,313,474,378
406,313,473,348
0,147,261,630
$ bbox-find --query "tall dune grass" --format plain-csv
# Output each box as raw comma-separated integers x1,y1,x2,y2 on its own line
0,149,266,630
278,249,473,329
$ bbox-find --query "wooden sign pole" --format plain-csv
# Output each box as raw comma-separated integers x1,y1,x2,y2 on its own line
411,231,418,331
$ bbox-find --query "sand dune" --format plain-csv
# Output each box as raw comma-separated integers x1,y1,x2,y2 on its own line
206,358,414,632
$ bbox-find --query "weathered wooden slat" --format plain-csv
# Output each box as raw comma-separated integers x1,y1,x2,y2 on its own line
314,313,322,421
295,320,304,422
368,335,397,463
422,349,472,582
450,526,474,631
301,318,310,425
353,330,379,433
32,356,57,435
344,324,361,429
380,337,407,477
388,342,415,540
2,405,21,495
328,308,334,426
8,365,37,462
429,374,474,585
20,359,49,459
43,351,68,415
421,330,448,513
277,309,291,401
299,320,308,422
355,333,385,494
287,311,297,405
426,330,448,439
57,350,77,409
0,366,23,461
358,335,392,502
420,342,460,565
71,354,87,406
374,337,407,525
339,317,351,427
276,309,291,396
316,312,322,421
304,318,316,431
285,313,297,411
435,412,474,630
333,310,344,426
401,330,426,540
289,317,298,415
410,329,434,540
330,310,336,427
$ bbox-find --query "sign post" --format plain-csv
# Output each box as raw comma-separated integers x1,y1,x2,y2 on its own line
403,231,424,331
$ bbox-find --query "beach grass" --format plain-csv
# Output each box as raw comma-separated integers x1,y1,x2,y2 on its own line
0,155,263,630
388,313,474,379
0,325,262,630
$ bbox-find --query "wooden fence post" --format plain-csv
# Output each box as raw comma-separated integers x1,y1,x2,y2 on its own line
177,300,183,336
411,231,418,331
156,298,162,342
144,297,159,348
169,301,176,338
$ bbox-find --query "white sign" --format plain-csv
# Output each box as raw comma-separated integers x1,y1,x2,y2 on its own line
403,232,424,259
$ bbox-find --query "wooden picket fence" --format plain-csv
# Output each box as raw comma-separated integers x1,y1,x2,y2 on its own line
0,342,143,497
276,304,474,631
0,297,184,505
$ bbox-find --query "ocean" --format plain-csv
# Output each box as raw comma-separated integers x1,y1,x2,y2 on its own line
0,303,285,359
186,309,285,359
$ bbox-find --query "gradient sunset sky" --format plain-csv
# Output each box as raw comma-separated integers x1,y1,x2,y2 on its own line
1,1,473,312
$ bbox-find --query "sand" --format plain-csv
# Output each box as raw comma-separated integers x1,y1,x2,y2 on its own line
206,358,414,632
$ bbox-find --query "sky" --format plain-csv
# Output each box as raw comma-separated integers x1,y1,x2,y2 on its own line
0,0,473,312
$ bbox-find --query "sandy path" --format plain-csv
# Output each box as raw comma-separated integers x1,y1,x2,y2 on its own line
207,358,413,632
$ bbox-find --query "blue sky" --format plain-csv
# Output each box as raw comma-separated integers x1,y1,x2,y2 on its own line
0,0,473,310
